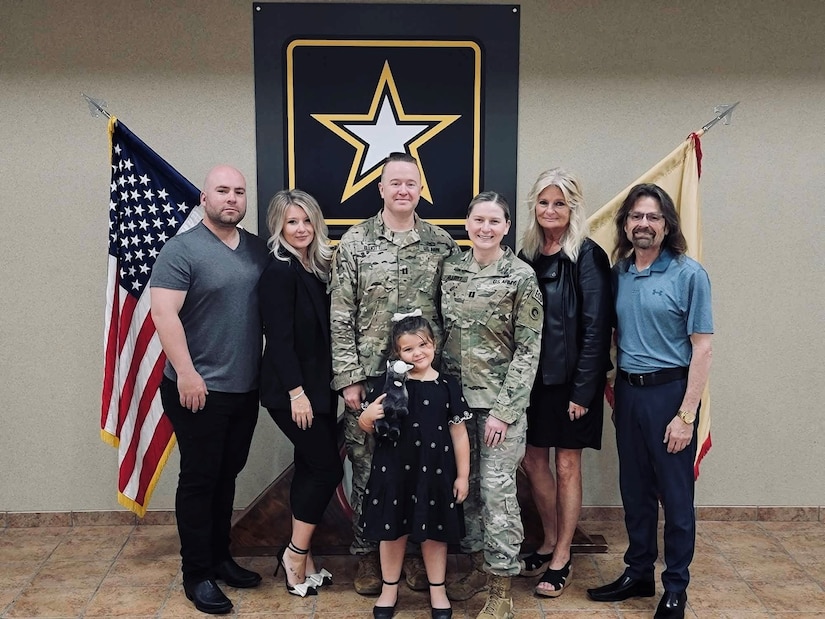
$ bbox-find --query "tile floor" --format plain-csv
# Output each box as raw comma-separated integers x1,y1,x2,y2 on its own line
0,520,824,617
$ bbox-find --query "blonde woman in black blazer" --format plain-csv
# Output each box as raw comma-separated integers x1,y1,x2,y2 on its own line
259,190,342,597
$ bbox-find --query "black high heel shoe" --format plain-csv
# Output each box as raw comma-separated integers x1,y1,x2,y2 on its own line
274,542,317,597
372,578,399,618
428,580,452,619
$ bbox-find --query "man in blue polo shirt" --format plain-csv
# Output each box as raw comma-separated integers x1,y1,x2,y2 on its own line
587,184,713,619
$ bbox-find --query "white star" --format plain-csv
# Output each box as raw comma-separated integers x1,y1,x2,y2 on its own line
161,202,173,213
123,158,133,171
137,219,149,231
152,219,163,230
130,190,140,201
148,247,159,258
177,202,189,213
166,216,177,227
148,203,159,215
114,144,122,155
126,220,136,232
139,174,150,186
126,174,137,186
157,188,169,200
129,236,140,246
131,280,142,291
124,251,132,262
124,205,132,217
134,249,145,261
134,204,145,216
138,263,150,274
143,189,154,201
158,231,169,243
143,233,154,244
109,200,117,211
343,96,430,175
120,191,129,202
110,181,117,192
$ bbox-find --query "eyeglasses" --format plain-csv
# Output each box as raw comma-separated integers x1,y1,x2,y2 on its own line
627,212,663,223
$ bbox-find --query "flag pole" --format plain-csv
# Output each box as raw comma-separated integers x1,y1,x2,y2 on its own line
700,101,739,134
81,92,111,119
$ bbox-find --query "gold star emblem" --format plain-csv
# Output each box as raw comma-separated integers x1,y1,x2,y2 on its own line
311,61,460,203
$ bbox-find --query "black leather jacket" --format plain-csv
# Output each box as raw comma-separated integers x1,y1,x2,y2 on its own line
518,238,613,406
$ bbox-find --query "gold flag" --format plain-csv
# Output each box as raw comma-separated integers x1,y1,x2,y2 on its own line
587,132,711,478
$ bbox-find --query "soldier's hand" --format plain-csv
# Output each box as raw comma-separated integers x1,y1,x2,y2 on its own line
664,415,693,454
342,382,366,411
177,370,208,412
453,476,469,503
484,416,509,447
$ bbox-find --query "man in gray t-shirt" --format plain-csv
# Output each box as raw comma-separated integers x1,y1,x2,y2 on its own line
150,165,269,615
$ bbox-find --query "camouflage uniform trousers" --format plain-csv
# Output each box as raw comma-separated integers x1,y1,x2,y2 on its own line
343,408,378,555
460,408,527,576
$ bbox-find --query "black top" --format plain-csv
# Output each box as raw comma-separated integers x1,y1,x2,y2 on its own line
259,255,336,414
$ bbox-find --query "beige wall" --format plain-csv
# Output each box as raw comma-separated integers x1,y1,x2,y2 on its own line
1,0,823,514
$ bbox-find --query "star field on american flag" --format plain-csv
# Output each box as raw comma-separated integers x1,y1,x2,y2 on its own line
108,136,201,296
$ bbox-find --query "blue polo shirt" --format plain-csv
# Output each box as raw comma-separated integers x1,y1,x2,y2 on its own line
614,249,713,373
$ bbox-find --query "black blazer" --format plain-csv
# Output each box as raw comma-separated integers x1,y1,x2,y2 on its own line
259,254,336,414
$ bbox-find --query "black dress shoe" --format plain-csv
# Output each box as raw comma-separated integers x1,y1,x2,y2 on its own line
184,579,233,614
215,558,262,588
587,573,655,602
654,590,687,619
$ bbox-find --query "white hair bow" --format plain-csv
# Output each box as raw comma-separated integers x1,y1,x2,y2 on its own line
391,308,423,322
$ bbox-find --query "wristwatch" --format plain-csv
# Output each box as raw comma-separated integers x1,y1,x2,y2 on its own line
677,409,696,424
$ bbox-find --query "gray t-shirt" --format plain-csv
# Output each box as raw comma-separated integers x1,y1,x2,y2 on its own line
150,222,270,392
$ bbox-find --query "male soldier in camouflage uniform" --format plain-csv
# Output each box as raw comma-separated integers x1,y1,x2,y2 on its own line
330,152,459,595
440,191,543,619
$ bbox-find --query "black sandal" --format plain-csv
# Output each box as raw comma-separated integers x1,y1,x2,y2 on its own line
534,559,572,598
373,578,399,618
428,581,452,619
519,550,554,576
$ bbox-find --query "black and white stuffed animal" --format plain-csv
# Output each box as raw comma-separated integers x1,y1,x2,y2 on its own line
373,359,414,441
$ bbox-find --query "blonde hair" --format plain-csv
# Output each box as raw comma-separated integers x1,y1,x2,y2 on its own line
265,189,332,282
520,168,590,263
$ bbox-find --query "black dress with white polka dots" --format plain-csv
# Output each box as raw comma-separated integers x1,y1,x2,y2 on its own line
361,373,472,543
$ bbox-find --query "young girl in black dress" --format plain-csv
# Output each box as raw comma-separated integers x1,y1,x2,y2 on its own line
358,314,471,619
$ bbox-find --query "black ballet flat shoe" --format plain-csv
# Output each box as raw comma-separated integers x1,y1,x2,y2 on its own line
183,579,233,614
654,590,687,619
214,557,262,588
274,542,317,597
428,580,452,618
587,573,655,602
373,578,399,618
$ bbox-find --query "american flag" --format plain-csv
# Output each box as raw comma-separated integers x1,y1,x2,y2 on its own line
101,117,202,516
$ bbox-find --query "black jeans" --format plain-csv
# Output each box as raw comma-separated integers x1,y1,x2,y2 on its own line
268,408,343,524
161,377,259,584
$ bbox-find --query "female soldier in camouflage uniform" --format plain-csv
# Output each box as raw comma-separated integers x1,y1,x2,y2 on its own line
440,192,543,619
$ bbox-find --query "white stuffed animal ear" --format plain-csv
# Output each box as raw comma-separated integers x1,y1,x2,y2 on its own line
392,360,414,373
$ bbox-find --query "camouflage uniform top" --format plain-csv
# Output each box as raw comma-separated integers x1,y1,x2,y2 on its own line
440,246,543,424
330,211,459,391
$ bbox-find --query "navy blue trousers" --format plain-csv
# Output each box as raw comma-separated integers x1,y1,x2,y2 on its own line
161,377,259,584
614,376,697,592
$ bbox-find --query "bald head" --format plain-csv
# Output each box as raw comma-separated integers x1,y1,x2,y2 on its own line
200,165,247,229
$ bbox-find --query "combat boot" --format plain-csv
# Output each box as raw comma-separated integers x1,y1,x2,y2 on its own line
403,554,429,591
446,551,487,601
354,552,382,595
476,574,513,619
